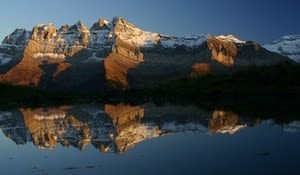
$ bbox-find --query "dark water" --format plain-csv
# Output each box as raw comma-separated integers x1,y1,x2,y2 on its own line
0,103,300,175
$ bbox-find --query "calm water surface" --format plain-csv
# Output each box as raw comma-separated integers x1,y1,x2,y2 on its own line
0,103,300,175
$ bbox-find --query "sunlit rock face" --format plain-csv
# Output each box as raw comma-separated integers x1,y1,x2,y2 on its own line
208,110,246,134
104,38,144,89
0,20,106,89
207,35,239,66
206,35,289,68
28,22,89,57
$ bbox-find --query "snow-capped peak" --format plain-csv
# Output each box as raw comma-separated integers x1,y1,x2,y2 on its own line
112,16,160,47
110,16,207,48
216,34,246,44
112,16,127,26
263,34,300,62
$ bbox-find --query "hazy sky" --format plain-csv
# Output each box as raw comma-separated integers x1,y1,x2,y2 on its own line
0,0,299,44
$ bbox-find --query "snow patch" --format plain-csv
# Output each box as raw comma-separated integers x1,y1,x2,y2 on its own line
161,122,208,134
216,34,245,44
89,30,113,48
160,35,206,48
33,53,66,59
33,113,66,120
0,57,12,64
117,30,160,47
216,124,247,134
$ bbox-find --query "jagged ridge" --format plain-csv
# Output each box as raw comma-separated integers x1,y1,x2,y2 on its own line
0,16,292,90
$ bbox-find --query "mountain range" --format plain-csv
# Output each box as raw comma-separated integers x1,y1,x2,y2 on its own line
0,17,297,90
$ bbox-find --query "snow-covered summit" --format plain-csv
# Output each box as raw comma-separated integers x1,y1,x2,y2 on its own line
215,34,246,44
112,16,160,47
263,34,300,62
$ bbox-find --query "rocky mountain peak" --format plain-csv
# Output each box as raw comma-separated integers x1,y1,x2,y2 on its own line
58,24,70,32
112,16,137,33
112,16,124,25
31,24,57,41
90,18,110,31
69,20,89,33
2,28,29,46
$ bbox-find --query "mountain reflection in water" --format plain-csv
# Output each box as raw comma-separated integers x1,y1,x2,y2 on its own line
0,103,299,153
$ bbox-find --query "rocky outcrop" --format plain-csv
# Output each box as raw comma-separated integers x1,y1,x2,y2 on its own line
207,35,289,68
207,35,238,66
